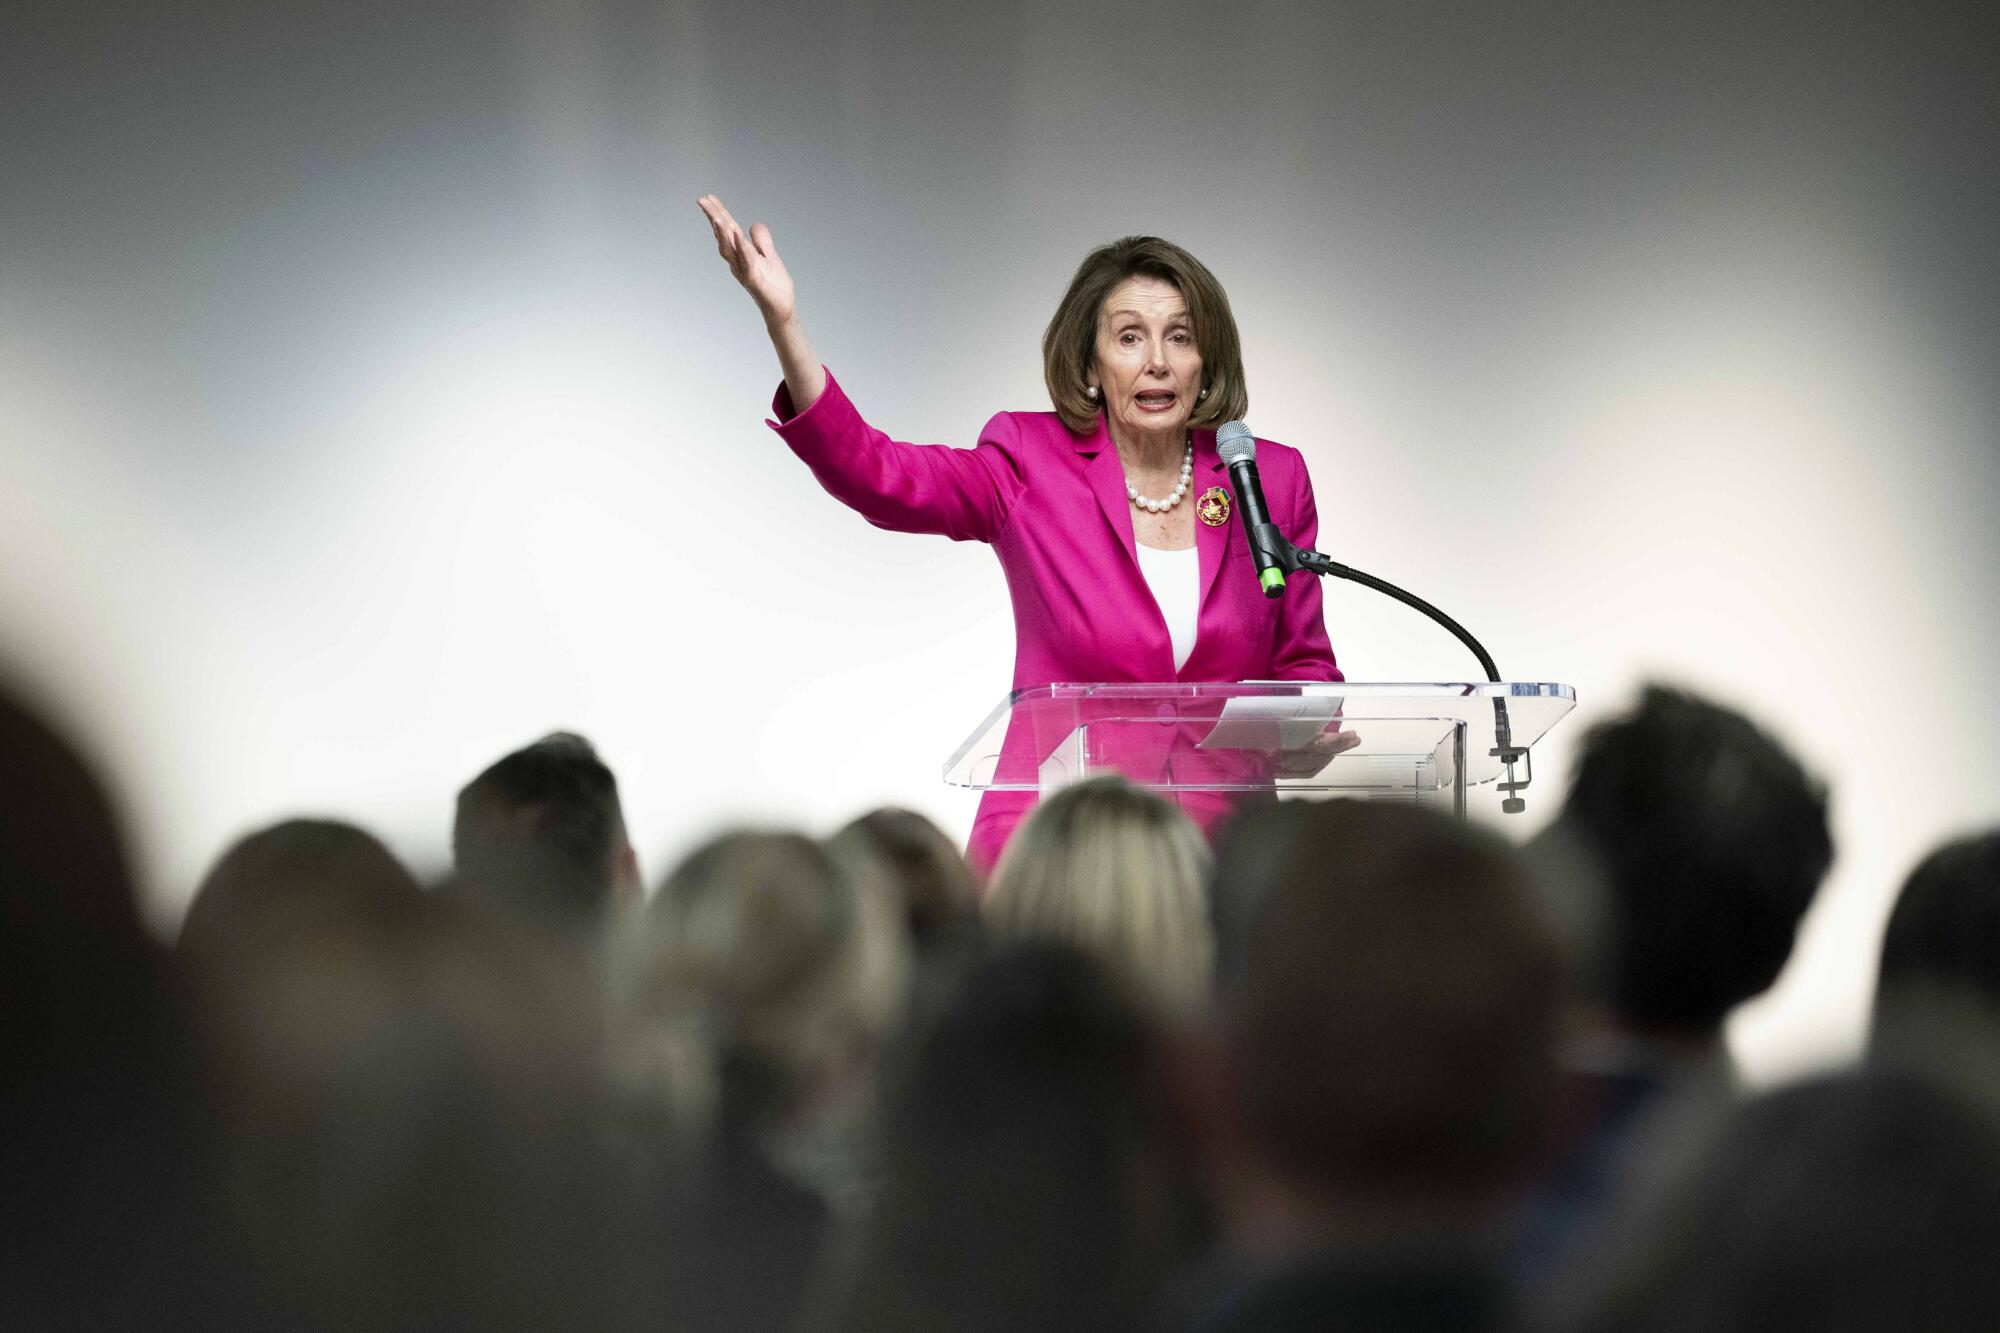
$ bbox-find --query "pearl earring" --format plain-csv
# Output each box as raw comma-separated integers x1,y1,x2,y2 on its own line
1198,386,1209,401
1086,385,1099,400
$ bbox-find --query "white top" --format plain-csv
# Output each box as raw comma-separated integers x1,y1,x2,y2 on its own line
1135,542,1200,672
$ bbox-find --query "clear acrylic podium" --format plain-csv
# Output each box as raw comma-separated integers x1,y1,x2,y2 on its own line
944,682,1577,817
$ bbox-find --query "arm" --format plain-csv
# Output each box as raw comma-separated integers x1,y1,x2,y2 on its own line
698,194,826,412
1269,454,1344,682
766,312,826,418
702,195,1021,542
769,375,1024,543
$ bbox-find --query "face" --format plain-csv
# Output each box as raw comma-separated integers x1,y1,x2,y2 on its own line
1089,275,1204,442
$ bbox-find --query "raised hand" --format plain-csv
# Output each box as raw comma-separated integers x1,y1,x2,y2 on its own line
697,194,825,411
698,194,796,328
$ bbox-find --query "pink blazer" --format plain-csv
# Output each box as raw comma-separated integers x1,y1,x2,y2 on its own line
769,371,1343,873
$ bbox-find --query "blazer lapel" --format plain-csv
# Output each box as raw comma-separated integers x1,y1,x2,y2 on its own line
1075,417,1139,570
1193,429,1232,613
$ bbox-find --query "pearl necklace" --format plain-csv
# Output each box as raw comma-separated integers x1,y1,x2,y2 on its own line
1126,437,1195,513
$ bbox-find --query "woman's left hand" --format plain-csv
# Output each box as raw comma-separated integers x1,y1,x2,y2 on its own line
1276,726,1362,779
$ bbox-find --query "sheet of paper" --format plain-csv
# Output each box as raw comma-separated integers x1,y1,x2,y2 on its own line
1196,694,1346,752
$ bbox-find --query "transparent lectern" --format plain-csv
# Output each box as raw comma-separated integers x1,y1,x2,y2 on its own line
944,682,1576,817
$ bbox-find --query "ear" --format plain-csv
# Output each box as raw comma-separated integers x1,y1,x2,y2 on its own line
1156,1020,1244,1179
612,841,642,909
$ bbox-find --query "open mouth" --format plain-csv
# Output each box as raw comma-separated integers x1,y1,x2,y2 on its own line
1134,391,1178,412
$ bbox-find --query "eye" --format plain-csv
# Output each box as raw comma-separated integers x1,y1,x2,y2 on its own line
1119,332,1140,345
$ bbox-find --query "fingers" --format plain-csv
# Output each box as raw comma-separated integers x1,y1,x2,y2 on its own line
700,195,751,252
704,195,736,246
698,195,740,251
698,196,735,263
700,195,774,281
696,193,738,234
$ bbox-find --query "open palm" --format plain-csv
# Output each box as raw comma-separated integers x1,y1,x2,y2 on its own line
697,194,796,326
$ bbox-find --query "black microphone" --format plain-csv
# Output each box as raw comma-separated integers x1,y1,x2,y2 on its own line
1215,420,1290,597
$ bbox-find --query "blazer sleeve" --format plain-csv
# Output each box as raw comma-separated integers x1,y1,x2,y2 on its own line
1269,454,1344,682
767,370,1025,544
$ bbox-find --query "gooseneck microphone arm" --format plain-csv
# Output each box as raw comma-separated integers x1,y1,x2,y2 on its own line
1213,419,1530,811
1283,543,1531,813
1283,547,1498,680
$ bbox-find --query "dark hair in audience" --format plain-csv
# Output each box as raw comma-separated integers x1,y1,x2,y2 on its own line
1207,797,1308,989
830,806,980,945
1,679,223,1327
1876,829,2000,1018
178,817,421,979
453,730,631,931
1,684,143,949
1543,1064,2000,1333
292,892,647,1330
1559,685,1832,1034
839,942,1176,1333
1225,800,1562,1204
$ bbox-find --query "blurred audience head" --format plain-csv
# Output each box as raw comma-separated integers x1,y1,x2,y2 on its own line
1218,799,1563,1226
178,817,421,986
1208,798,1309,990
1543,1062,2000,1333
1,677,219,1326
1,677,143,955
279,891,639,1330
1875,828,2000,1022
453,730,639,936
1556,684,1832,1041
181,819,635,1328
611,827,909,1147
2,671,170,1053
830,805,980,946
176,818,428,1161
986,775,1213,1015
839,941,1178,1333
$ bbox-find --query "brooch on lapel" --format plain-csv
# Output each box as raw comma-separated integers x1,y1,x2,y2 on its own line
1196,487,1231,527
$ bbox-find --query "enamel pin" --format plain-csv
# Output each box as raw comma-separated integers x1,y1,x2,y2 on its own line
1196,486,1231,527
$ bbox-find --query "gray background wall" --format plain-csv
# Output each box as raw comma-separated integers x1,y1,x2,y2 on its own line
4,0,1996,1077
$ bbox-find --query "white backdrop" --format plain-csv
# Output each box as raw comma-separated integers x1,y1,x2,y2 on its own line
3,0,1996,1080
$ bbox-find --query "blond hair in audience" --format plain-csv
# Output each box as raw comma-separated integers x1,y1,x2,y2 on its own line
985,776,1213,1014
609,829,909,1152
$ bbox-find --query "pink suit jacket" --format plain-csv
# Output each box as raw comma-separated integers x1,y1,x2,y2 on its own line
769,371,1343,873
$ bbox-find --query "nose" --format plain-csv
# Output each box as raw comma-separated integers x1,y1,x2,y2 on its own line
1143,338,1171,375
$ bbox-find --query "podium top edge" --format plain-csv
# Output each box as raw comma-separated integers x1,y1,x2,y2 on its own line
1006,681,1577,703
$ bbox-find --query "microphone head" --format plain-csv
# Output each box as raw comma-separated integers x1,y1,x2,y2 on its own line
1215,420,1256,467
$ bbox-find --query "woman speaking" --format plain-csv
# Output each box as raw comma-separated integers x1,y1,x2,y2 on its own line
697,195,1346,873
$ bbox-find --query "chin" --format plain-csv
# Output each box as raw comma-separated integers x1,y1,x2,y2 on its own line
1124,409,1193,435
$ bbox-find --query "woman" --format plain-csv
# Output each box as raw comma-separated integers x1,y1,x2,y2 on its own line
834,941,1190,1333
608,828,910,1333
985,775,1214,1017
698,196,1349,873
1875,829,2000,1027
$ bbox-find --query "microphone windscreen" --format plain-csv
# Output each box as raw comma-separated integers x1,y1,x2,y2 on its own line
1215,420,1256,467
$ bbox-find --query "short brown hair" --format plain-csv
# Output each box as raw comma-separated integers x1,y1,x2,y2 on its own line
1224,800,1562,1203
1042,236,1248,435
